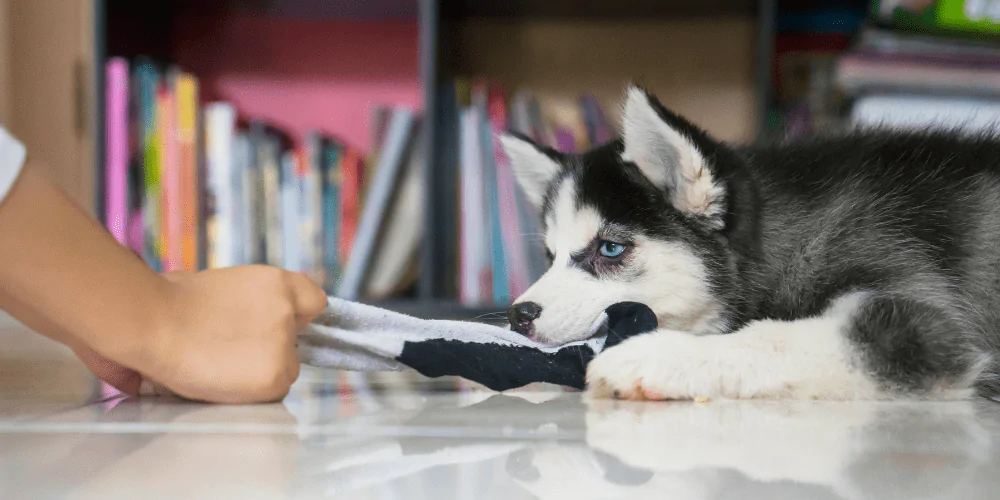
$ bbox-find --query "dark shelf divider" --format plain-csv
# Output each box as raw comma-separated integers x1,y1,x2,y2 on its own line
419,0,442,301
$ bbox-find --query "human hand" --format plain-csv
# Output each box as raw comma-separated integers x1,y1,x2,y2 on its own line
132,266,328,404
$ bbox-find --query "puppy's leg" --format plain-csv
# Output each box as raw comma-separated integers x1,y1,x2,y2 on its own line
586,292,987,400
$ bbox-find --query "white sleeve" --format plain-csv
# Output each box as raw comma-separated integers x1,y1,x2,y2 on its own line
0,126,27,205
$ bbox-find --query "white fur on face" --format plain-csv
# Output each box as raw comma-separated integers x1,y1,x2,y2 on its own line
512,178,724,345
620,86,725,228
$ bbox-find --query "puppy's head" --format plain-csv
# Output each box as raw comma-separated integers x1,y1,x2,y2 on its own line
503,86,751,344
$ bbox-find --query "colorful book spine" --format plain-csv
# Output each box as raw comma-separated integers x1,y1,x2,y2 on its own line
105,58,129,245
233,133,255,266
160,72,181,272
339,148,362,264
259,130,283,266
337,108,415,301
205,103,236,269
176,73,199,271
472,82,508,306
136,60,161,271
320,138,344,291
247,124,266,264
304,143,323,281
509,90,549,283
488,86,530,299
363,105,390,205
280,150,300,272
157,88,174,270
459,106,486,306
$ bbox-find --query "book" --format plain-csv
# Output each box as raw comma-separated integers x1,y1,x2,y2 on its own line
855,27,1000,64
365,120,425,299
509,90,549,284
872,0,1000,38
472,83,509,306
318,135,344,291
363,104,391,205
850,93,1000,132
232,132,255,266
459,106,486,306
337,108,416,301
244,124,265,264
135,59,161,271
339,147,362,265
111,55,601,308
158,77,180,272
488,85,530,299
280,149,301,272
261,129,284,267
204,102,237,269
105,58,129,246
301,137,324,282
835,52,1000,96
176,73,199,271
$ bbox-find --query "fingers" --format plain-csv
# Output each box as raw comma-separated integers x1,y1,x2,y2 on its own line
74,346,143,396
284,271,328,330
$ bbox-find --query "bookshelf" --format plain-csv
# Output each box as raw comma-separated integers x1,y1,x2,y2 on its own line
92,0,775,320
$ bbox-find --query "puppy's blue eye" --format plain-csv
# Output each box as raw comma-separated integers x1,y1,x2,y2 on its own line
599,241,626,258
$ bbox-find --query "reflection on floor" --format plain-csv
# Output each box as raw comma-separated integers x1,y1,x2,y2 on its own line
3,334,1000,498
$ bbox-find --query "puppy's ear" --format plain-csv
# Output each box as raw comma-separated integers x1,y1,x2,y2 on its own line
620,86,725,228
501,133,564,209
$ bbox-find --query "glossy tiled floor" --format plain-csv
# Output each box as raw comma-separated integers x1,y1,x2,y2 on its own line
5,319,1000,499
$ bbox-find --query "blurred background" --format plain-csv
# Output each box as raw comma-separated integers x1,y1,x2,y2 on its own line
3,0,1000,386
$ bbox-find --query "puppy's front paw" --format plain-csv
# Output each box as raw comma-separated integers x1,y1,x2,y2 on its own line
586,331,697,401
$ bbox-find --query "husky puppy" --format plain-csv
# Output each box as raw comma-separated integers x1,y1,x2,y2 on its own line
501,85,1000,401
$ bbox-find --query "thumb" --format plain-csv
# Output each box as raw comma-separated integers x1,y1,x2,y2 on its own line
284,271,329,330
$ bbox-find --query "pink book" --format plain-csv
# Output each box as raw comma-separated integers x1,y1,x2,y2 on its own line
488,86,531,298
105,58,129,245
160,77,181,272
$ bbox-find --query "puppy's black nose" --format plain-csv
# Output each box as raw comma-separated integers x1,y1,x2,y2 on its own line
508,302,543,336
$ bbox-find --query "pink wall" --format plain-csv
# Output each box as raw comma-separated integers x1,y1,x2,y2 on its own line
173,15,422,151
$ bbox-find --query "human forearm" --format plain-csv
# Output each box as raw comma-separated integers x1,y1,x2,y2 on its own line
0,159,328,403
0,161,169,366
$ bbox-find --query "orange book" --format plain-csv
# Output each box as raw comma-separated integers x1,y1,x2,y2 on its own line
157,85,180,271
176,74,199,271
339,148,362,263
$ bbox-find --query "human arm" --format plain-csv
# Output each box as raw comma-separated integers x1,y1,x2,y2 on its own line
0,144,327,403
